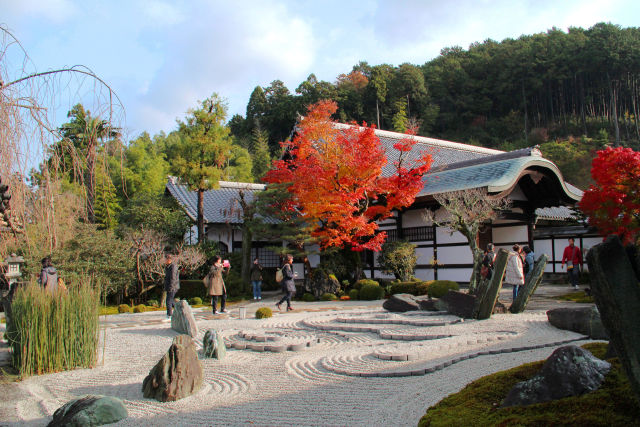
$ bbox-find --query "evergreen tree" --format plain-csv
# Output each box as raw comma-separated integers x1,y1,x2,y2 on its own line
251,125,272,181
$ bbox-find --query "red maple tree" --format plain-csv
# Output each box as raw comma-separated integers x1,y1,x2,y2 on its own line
580,146,640,244
263,100,432,251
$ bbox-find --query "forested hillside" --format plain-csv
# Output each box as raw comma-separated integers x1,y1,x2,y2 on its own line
229,22,640,189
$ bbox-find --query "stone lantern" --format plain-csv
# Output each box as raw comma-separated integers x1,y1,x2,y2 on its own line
3,253,25,286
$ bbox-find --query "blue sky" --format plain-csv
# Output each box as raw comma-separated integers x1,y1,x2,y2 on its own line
3,0,639,141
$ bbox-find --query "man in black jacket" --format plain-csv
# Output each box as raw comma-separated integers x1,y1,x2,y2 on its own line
163,252,180,317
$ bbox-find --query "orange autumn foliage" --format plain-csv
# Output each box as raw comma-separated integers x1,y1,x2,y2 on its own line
264,100,432,251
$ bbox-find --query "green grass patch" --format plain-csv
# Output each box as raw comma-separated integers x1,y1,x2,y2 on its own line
419,343,639,427
556,291,595,304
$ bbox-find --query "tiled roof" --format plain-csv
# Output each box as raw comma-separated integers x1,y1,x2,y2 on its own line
535,206,578,221
166,178,266,224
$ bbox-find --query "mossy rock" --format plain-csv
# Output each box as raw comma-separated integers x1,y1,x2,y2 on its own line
255,307,273,319
419,343,640,426
426,280,459,298
354,279,379,290
320,293,338,301
133,304,146,313
189,297,203,306
302,293,316,302
359,284,385,300
117,304,131,314
348,289,359,300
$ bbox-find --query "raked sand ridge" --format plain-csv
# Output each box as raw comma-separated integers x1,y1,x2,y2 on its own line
1,298,592,426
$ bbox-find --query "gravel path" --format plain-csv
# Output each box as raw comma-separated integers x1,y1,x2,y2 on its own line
0,290,594,427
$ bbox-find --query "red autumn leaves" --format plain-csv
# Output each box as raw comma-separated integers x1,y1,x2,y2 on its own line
264,100,432,251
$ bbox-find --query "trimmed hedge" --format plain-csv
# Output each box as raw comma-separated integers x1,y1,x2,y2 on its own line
177,279,208,300
389,281,430,296
348,289,359,300
189,297,203,306
117,304,131,313
133,304,146,313
354,279,379,290
359,284,385,300
302,293,316,302
427,280,460,298
321,293,338,301
255,307,273,319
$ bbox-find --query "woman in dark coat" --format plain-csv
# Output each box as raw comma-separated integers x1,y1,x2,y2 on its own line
276,254,296,311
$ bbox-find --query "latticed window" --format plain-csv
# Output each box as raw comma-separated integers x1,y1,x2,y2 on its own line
403,226,434,242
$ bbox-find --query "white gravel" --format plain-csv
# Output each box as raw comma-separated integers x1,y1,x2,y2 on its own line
2,303,590,426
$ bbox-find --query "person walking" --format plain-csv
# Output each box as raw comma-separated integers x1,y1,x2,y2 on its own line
250,257,263,300
163,252,180,317
205,256,229,314
505,244,525,302
276,254,296,312
561,238,583,290
38,256,58,294
523,245,535,281
481,243,496,280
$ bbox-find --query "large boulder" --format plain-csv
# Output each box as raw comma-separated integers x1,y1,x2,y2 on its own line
142,335,203,402
383,294,420,312
47,395,127,427
502,345,611,407
171,300,198,338
437,291,478,318
547,306,608,340
203,329,226,360
306,269,340,299
414,295,438,311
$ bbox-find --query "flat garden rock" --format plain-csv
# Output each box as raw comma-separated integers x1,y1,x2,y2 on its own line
47,395,127,427
547,306,608,340
142,335,203,402
437,291,478,318
502,345,611,407
383,294,420,312
171,300,198,338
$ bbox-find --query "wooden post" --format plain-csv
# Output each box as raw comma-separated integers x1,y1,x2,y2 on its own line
475,248,508,320
510,254,549,313
587,236,640,403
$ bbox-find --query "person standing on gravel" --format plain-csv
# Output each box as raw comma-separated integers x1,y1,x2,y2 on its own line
523,245,535,281
481,243,496,280
561,238,583,290
250,257,263,300
205,256,229,314
38,256,58,294
276,254,296,312
505,244,525,301
163,252,180,317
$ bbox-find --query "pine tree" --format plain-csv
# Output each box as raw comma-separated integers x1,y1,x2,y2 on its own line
251,125,272,181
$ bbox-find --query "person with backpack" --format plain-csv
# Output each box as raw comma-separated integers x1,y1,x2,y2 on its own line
250,257,263,300
523,245,535,281
276,254,296,312
561,238,583,290
38,256,58,294
163,252,180,317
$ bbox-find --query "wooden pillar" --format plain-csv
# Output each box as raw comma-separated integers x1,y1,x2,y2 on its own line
433,224,438,281
397,210,404,240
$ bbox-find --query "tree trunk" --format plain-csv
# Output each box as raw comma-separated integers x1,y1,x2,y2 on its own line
608,73,621,146
466,232,483,294
586,236,640,403
475,249,508,320
197,188,205,243
510,254,548,313
522,80,528,145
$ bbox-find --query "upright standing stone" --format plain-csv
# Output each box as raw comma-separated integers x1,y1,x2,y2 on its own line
48,395,128,427
171,300,198,338
142,335,203,402
510,253,549,313
475,249,508,320
587,236,640,402
203,329,226,360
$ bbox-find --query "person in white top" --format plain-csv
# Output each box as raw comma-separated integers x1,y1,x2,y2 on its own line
504,244,525,301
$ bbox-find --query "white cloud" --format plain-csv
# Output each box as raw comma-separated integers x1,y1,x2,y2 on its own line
3,0,79,24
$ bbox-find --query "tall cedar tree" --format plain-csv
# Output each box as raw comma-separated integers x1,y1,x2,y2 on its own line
580,147,640,244
263,100,432,251
171,94,232,243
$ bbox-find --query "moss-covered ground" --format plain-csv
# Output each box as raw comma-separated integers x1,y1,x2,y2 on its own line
556,291,595,304
418,343,640,427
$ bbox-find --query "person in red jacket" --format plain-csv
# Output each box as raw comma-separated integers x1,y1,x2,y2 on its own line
561,238,583,290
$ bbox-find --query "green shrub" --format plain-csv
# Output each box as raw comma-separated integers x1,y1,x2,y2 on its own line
348,289,359,300
302,293,316,302
133,304,146,313
6,282,99,377
427,280,459,298
147,299,159,307
359,284,385,300
377,240,418,281
389,281,430,296
118,304,131,313
255,307,273,319
177,280,208,300
189,297,203,306
341,280,350,288
320,293,338,301
354,279,379,290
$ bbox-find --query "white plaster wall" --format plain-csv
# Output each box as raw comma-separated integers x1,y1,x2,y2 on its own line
414,267,435,281
436,228,467,244
436,268,472,283
206,225,233,249
533,239,554,272
493,225,528,244
401,210,426,227
438,245,473,264
306,245,321,268
508,184,528,201
415,247,434,265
